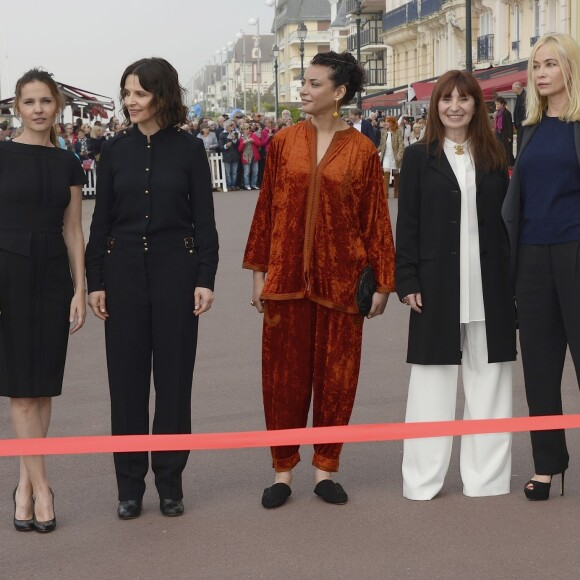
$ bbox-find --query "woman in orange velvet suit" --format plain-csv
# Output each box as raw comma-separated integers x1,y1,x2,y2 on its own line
243,51,395,509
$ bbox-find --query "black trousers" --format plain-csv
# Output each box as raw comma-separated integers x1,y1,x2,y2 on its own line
516,242,580,475
103,242,199,500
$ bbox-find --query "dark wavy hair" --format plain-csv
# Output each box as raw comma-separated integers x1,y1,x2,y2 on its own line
14,69,65,147
309,51,366,106
424,70,507,172
120,57,187,129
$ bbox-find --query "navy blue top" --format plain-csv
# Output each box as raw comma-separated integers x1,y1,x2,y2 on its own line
519,116,580,244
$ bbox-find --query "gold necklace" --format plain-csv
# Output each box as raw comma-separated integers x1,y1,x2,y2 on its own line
454,144,465,155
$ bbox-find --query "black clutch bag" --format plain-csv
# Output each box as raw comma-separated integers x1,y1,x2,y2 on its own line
356,265,376,316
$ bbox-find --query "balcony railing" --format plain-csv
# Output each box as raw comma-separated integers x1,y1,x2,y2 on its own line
347,27,385,51
420,0,443,18
366,68,387,86
530,35,540,47
383,0,443,32
288,30,331,45
477,34,494,62
345,0,362,15
383,3,412,31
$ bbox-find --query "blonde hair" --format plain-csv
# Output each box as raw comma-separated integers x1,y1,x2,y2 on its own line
525,33,580,125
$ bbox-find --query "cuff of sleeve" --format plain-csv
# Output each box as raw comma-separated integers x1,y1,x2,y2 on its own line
242,261,268,272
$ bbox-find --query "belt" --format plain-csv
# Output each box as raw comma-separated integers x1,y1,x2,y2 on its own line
106,235,196,254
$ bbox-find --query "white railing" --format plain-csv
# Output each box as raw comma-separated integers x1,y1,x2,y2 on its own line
83,169,96,198
207,152,228,192
81,152,228,198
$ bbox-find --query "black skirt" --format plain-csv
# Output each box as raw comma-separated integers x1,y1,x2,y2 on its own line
0,234,73,397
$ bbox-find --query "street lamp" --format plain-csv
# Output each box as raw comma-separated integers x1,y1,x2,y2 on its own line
297,22,308,79
216,49,223,110
354,0,362,108
248,17,262,113
226,41,234,110
236,30,247,112
465,0,473,72
272,44,280,120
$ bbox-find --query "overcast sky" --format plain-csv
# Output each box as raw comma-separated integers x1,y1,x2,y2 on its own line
1,0,276,114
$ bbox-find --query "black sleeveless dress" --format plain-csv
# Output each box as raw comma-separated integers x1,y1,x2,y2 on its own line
0,141,85,397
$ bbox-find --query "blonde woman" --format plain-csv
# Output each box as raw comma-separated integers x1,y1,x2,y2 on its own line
90,125,105,162
502,33,580,500
378,116,404,198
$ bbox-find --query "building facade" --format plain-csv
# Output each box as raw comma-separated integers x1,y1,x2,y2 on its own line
382,0,577,87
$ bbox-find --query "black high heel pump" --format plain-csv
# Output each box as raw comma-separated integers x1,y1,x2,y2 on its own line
12,486,34,532
524,472,565,501
33,488,56,533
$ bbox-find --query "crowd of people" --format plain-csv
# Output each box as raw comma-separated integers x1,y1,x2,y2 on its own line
1,31,579,533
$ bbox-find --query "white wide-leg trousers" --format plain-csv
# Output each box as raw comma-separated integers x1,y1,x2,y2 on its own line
402,321,512,500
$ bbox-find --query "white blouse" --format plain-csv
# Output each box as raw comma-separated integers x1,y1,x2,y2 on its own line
443,138,485,323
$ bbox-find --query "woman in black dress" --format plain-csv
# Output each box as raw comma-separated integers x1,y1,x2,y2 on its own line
86,58,219,520
0,70,86,532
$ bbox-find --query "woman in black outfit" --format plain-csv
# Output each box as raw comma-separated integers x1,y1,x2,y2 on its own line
85,58,219,520
502,33,580,500
1,69,86,533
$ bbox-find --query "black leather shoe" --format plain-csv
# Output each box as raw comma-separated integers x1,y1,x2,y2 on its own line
33,488,57,533
160,499,184,517
314,480,348,505
117,499,142,520
13,487,34,532
261,483,292,509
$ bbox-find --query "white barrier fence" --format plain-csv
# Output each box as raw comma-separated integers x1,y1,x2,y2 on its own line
82,152,228,198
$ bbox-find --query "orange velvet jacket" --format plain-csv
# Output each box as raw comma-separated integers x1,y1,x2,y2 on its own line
243,120,395,314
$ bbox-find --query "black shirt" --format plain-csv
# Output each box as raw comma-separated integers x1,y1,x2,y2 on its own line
0,141,85,254
85,125,219,292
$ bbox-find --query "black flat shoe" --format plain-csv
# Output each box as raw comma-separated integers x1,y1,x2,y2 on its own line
33,488,56,533
160,499,184,517
261,483,292,509
314,480,348,505
117,499,142,520
13,487,34,532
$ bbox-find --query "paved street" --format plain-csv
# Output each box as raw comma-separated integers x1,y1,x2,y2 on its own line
1,193,580,579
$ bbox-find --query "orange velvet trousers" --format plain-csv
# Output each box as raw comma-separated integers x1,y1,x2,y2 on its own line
262,299,364,472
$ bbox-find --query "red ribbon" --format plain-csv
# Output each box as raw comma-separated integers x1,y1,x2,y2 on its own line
1,414,580,457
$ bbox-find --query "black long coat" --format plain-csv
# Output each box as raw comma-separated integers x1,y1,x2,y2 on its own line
396,142,517,365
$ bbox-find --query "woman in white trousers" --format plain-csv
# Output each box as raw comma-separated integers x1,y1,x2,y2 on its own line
396,70,517,500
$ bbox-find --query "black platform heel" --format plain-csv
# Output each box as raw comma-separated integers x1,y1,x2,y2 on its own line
524,472,565,501
33,488,56,533
13,487,34,532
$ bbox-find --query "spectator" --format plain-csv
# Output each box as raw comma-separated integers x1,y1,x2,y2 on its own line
219,119,240,190
398,115,412,147
63,123,75,151
215,116,226,138
90,125,105,161
494,96,514,166
409,123,423,145
197,122,218,151
191,120,200,137
378,116,404,198
55,123,67,149
237,122,261,190
349,108,376,145
74,128,93,160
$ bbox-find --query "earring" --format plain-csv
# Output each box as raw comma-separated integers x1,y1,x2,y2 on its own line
333,98,340,118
